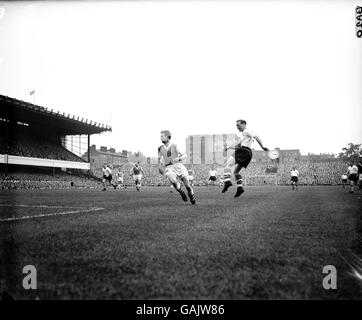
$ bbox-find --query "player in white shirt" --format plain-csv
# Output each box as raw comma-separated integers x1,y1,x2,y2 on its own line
208,167,217,187
290,167,299,190
102,163,115,191
313,173,318,185
346,161,359,193
158,130,196,204
222,119,269,197
341,174,347,189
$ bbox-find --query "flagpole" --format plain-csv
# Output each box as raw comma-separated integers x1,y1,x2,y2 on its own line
30,89,35,107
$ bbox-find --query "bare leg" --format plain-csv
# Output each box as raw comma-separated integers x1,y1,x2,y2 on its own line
166,172,188,202
181,176,196,204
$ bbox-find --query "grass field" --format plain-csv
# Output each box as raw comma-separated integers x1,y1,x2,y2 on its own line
1,186,362,300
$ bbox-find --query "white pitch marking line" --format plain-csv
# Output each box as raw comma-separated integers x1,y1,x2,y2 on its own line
0,207,104,222
0,204,84,209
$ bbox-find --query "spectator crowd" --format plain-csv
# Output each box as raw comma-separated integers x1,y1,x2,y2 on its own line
1,172,102,190
0,130,352,189
91,159,350,188
0,135,85,163
1,159,351,190
279,160,348,185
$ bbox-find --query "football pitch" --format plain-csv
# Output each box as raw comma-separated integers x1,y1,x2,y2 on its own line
1,186,361,299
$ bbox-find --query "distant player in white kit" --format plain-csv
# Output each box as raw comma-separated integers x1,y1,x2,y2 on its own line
290,167,299,190
222,119,269,197
341,174,348,189
102,163,115,191
346,161,359,194
158,130,196,204
208,167,217,187
130,162,145,191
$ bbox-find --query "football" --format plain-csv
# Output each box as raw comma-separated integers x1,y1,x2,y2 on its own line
268,149,280,160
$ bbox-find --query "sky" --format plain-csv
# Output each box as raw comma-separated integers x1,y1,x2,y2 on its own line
0,0,361,158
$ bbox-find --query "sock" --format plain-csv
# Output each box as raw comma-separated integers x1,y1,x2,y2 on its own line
235,173,243,187
175,182,182,192
177,187,185,195
186,186,194,195
223,168,232,182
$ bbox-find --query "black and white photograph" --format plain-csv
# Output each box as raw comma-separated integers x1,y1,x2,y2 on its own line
0,0,362,306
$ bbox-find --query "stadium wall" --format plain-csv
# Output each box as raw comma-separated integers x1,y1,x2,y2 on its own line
0,154,90,170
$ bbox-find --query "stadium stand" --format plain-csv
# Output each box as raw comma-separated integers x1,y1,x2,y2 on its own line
0,94,349,189
0,133,85,162
0,94,111,188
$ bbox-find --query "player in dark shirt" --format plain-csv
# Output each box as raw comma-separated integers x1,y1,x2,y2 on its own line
130,162,145,191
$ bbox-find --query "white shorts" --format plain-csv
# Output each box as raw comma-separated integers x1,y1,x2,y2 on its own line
359,174,362,181
189,175,194,181
165,163,188,180
117,178,124,184
133,174,142,182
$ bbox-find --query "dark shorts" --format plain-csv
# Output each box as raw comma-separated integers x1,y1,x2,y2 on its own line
103,174,112,182
235,147,252,168
209,176,217,181
348,174,358,183
342,179,347,183
291,176,298,183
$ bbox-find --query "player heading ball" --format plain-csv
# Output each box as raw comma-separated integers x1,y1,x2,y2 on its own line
158,130,196,205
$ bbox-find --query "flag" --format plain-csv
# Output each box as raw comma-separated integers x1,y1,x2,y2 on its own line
29,89,35,95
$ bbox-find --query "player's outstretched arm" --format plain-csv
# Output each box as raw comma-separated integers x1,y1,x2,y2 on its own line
255,136,268,151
